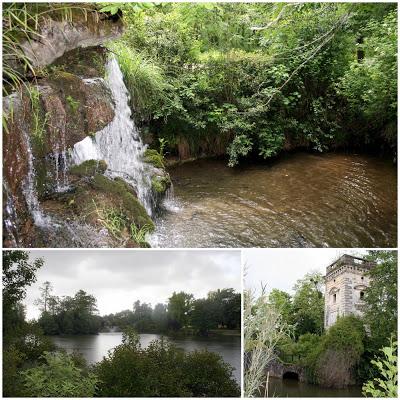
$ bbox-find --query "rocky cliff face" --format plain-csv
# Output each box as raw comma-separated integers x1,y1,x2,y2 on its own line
21,11,123,68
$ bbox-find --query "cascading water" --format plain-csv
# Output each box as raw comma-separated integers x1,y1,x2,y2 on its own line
21,127,54,228
71,57,155,216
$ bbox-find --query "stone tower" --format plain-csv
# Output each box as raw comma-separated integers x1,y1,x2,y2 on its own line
324,254,375,329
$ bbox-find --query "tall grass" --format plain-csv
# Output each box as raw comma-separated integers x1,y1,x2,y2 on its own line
2,3,100,96
244,285,290,397
108,41,169,119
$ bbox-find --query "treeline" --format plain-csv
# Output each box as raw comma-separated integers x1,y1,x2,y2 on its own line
3,251,240,397
109,3,397,164
37,284,240,336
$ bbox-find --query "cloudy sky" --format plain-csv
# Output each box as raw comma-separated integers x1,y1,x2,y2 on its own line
244,248,368,295
24,250,241,320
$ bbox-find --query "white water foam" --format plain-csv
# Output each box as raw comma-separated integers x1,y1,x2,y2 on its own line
71,57,155,215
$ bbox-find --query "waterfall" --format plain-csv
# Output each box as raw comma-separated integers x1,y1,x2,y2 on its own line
21,128,54,227
71,57,154,215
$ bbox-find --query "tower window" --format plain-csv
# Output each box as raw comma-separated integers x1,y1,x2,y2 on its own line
360,291,364,300
361,276,364,280
333,293,336,303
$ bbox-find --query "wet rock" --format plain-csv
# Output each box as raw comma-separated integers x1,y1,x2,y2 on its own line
69,159,107,177
3,94,29,200
151,174,171,194
144,148,165,169
143,148,172,198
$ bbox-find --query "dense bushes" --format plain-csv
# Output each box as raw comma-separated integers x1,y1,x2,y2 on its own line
289,316,366,387
94,329,240,397
20,352,98,397
110,3,397,163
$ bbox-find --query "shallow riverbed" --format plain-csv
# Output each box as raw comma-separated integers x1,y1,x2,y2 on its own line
150,153,397,248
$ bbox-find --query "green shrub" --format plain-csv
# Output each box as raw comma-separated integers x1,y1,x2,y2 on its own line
362,339,398,398
94,328,239,397
20,351,98,397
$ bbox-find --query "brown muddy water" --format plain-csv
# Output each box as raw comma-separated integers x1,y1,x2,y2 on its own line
150,153,397,248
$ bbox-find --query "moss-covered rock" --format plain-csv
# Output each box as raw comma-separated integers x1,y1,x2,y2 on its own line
90,174,154,230
144,148,165,169
151,175,171,194
69,160,107,177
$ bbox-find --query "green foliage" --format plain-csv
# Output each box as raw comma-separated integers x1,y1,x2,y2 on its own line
3,250,43,337
362,338,398,398
101,288,240,335
244,287,290,397
291,272,324,337
66,94,80,113
95,328,239,397
151,175,170,194
108,41,169,118
129,223,152,247
168,291,194,330
69,159,108,177
116,3,396,164
27,86,48,145
337,10,397,152
183,350,240,397
364,251,398,350
144,148,165,169
2,3,104,95
158,137,168,158
301,316,366,387
37,287,101,335
21,351,98,397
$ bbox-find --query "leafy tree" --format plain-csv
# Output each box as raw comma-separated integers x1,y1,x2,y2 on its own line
191,299,214,335
21,351,98,397
152,303,168,332
3,251,43,335
168,291,194,330
268,289,293,325
291,272,324,337
364,250,398,350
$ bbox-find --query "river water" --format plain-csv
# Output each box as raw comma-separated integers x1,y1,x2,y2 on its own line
150,153,396,248
266,377,362,397
50,332,241,383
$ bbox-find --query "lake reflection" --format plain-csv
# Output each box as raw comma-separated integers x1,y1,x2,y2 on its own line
50,332,241,383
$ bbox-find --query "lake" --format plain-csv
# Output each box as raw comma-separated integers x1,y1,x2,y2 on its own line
150,153,397,248
266,376,362,397
50,332,241,383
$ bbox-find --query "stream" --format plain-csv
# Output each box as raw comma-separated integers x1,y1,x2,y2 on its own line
150,153,397,248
